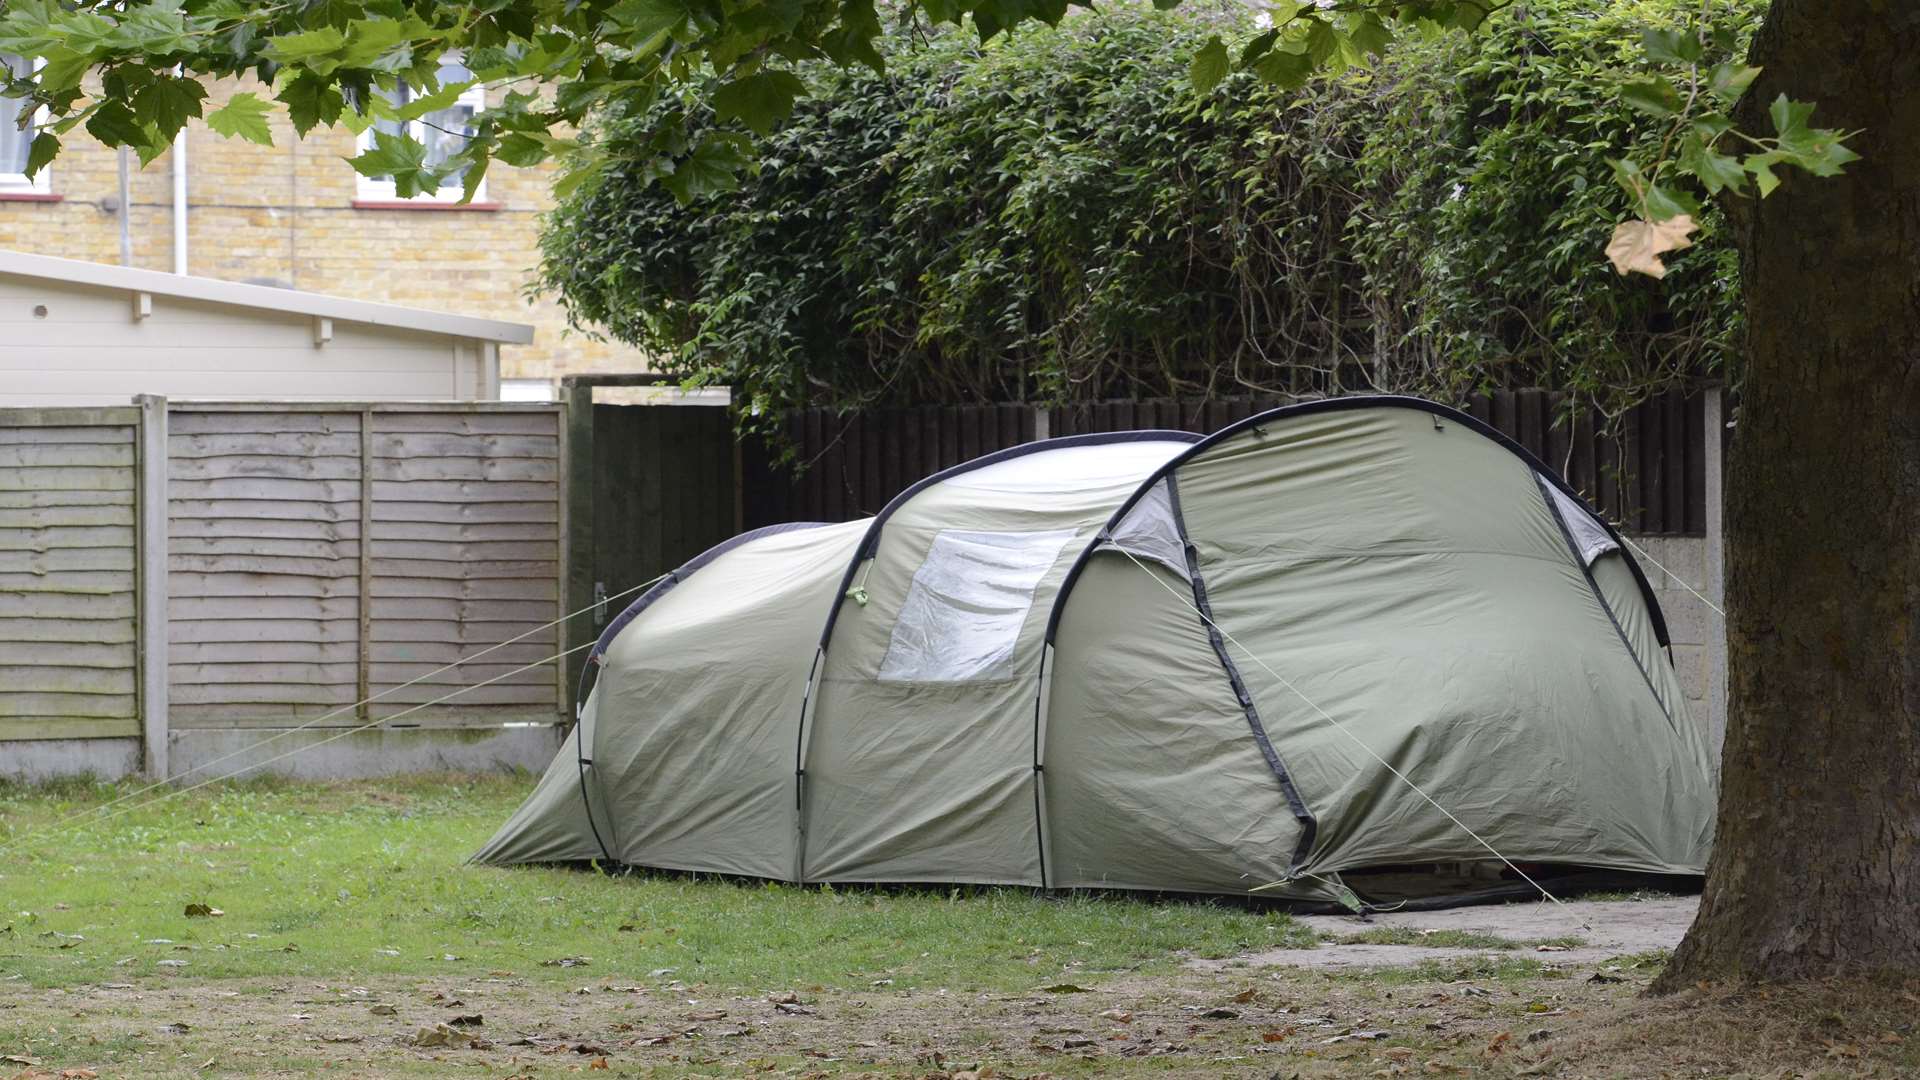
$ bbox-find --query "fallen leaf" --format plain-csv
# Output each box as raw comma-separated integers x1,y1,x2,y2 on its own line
1587,972,1625,984
368,1004,398,1016
413,1025,455,1048
447,1014,483,1027
774,1002,815,1016
1322,1030,1388,1044
182,904,224,918
1485,1031,1513,1056
632,1035,675,1047
1231,988,1257,1003
1099,1009,1133,1024
588,1059,609,1070
1201,1008,1239,1020
687,1010,727,1022
1038,982,1092,994
766,991,801,1005
60,1070,97,1079
1261,1030,1290,1043
1606,214,1696,279
1534,944,1568,953
161,1022,191,1035
543,956,591,968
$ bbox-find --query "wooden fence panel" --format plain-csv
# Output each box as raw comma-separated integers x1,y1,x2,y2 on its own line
166,405,566,729
366,409,564,721
0,410,141,741
747,390,1708,535
166,409,363,724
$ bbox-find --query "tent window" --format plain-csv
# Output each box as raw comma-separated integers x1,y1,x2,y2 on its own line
1542,477,1620,566
878,528,1077,682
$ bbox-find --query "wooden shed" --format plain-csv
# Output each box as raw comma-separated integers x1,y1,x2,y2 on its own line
0,251,532,405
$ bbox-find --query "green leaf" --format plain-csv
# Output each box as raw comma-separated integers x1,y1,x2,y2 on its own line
1641,181,1699,220
1768,93,1813,141
264,26,348,65
1679,134,1744,196
23,131,58,178
84,100,149,148
277,73,344,136
460,144,491,204
711,70,806,136
1303,18,1340,67
206,92,275,145
132,75,208,136
35,49,92,95
348,128,434,196
1641,28,1703,65
1620,77,1680,118
1238,29,1278,66
1745,151,1783,196
1346,14,1392,61
1250,47,1314,91
392,79,476,122
1705,62,1760,103
609,0,697,43
660,133,751,203
1188,35,1229,96
494,132,549,168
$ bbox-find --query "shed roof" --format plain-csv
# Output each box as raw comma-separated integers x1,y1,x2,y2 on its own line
0,250,535,344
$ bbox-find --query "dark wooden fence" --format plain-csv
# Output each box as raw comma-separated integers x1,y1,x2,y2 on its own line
742,389,1710,536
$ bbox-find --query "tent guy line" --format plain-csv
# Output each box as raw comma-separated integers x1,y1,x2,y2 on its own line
0,641,601,858
1618,534,1727,618
0,567,671,859
1106,542,1584,925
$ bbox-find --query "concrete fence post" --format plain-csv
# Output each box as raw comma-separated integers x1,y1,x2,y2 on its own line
1703,386,1727,762
134,394,169,780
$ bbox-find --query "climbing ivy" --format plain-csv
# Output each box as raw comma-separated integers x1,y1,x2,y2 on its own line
540,0,1753,424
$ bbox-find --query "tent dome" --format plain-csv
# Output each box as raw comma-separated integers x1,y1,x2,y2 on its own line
474,397,1716,906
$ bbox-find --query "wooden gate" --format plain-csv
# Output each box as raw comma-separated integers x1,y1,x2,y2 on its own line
561,380,739,706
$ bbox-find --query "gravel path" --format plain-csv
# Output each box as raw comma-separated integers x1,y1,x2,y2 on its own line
1199,897,1698,971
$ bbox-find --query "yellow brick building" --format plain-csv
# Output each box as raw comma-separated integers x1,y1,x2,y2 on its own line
0,73,650,387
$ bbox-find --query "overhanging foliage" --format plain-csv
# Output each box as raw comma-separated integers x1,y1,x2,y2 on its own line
540,1,1753,421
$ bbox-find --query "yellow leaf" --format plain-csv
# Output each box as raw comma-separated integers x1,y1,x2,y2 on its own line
1606,215,1697,278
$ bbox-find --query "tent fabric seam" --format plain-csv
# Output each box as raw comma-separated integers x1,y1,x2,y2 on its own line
1164,471,1320,874
1533,473,1678,734
574,520,836,870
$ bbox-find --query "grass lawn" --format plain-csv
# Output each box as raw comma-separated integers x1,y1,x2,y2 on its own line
1,773,1914,1079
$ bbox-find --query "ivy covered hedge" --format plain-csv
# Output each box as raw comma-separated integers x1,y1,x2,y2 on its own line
538,0,1752,420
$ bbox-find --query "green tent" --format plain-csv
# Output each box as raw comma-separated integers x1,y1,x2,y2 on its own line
475,397,1716,905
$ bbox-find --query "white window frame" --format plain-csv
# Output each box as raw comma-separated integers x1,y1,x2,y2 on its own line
355,69,486,204
0,54,51,195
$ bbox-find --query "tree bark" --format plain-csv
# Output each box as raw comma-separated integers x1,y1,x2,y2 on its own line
1653,0,1920,989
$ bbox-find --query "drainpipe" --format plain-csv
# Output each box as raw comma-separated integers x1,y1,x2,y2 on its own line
170,126,187,274
116,146,131,266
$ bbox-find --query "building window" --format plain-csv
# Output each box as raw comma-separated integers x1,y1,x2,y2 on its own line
0,53,49,195
356,58,484,203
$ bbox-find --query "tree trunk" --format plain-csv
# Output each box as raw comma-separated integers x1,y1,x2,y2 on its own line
1653,0,1920,989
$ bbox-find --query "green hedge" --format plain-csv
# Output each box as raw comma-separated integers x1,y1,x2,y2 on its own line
538,0,1752,421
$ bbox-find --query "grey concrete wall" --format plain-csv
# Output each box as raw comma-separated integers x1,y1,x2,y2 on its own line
0,725,564,783
0,736,143,783
1622,390,1727,766
164,724,565,781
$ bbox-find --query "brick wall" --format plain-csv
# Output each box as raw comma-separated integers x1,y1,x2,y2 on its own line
0,76,650,382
